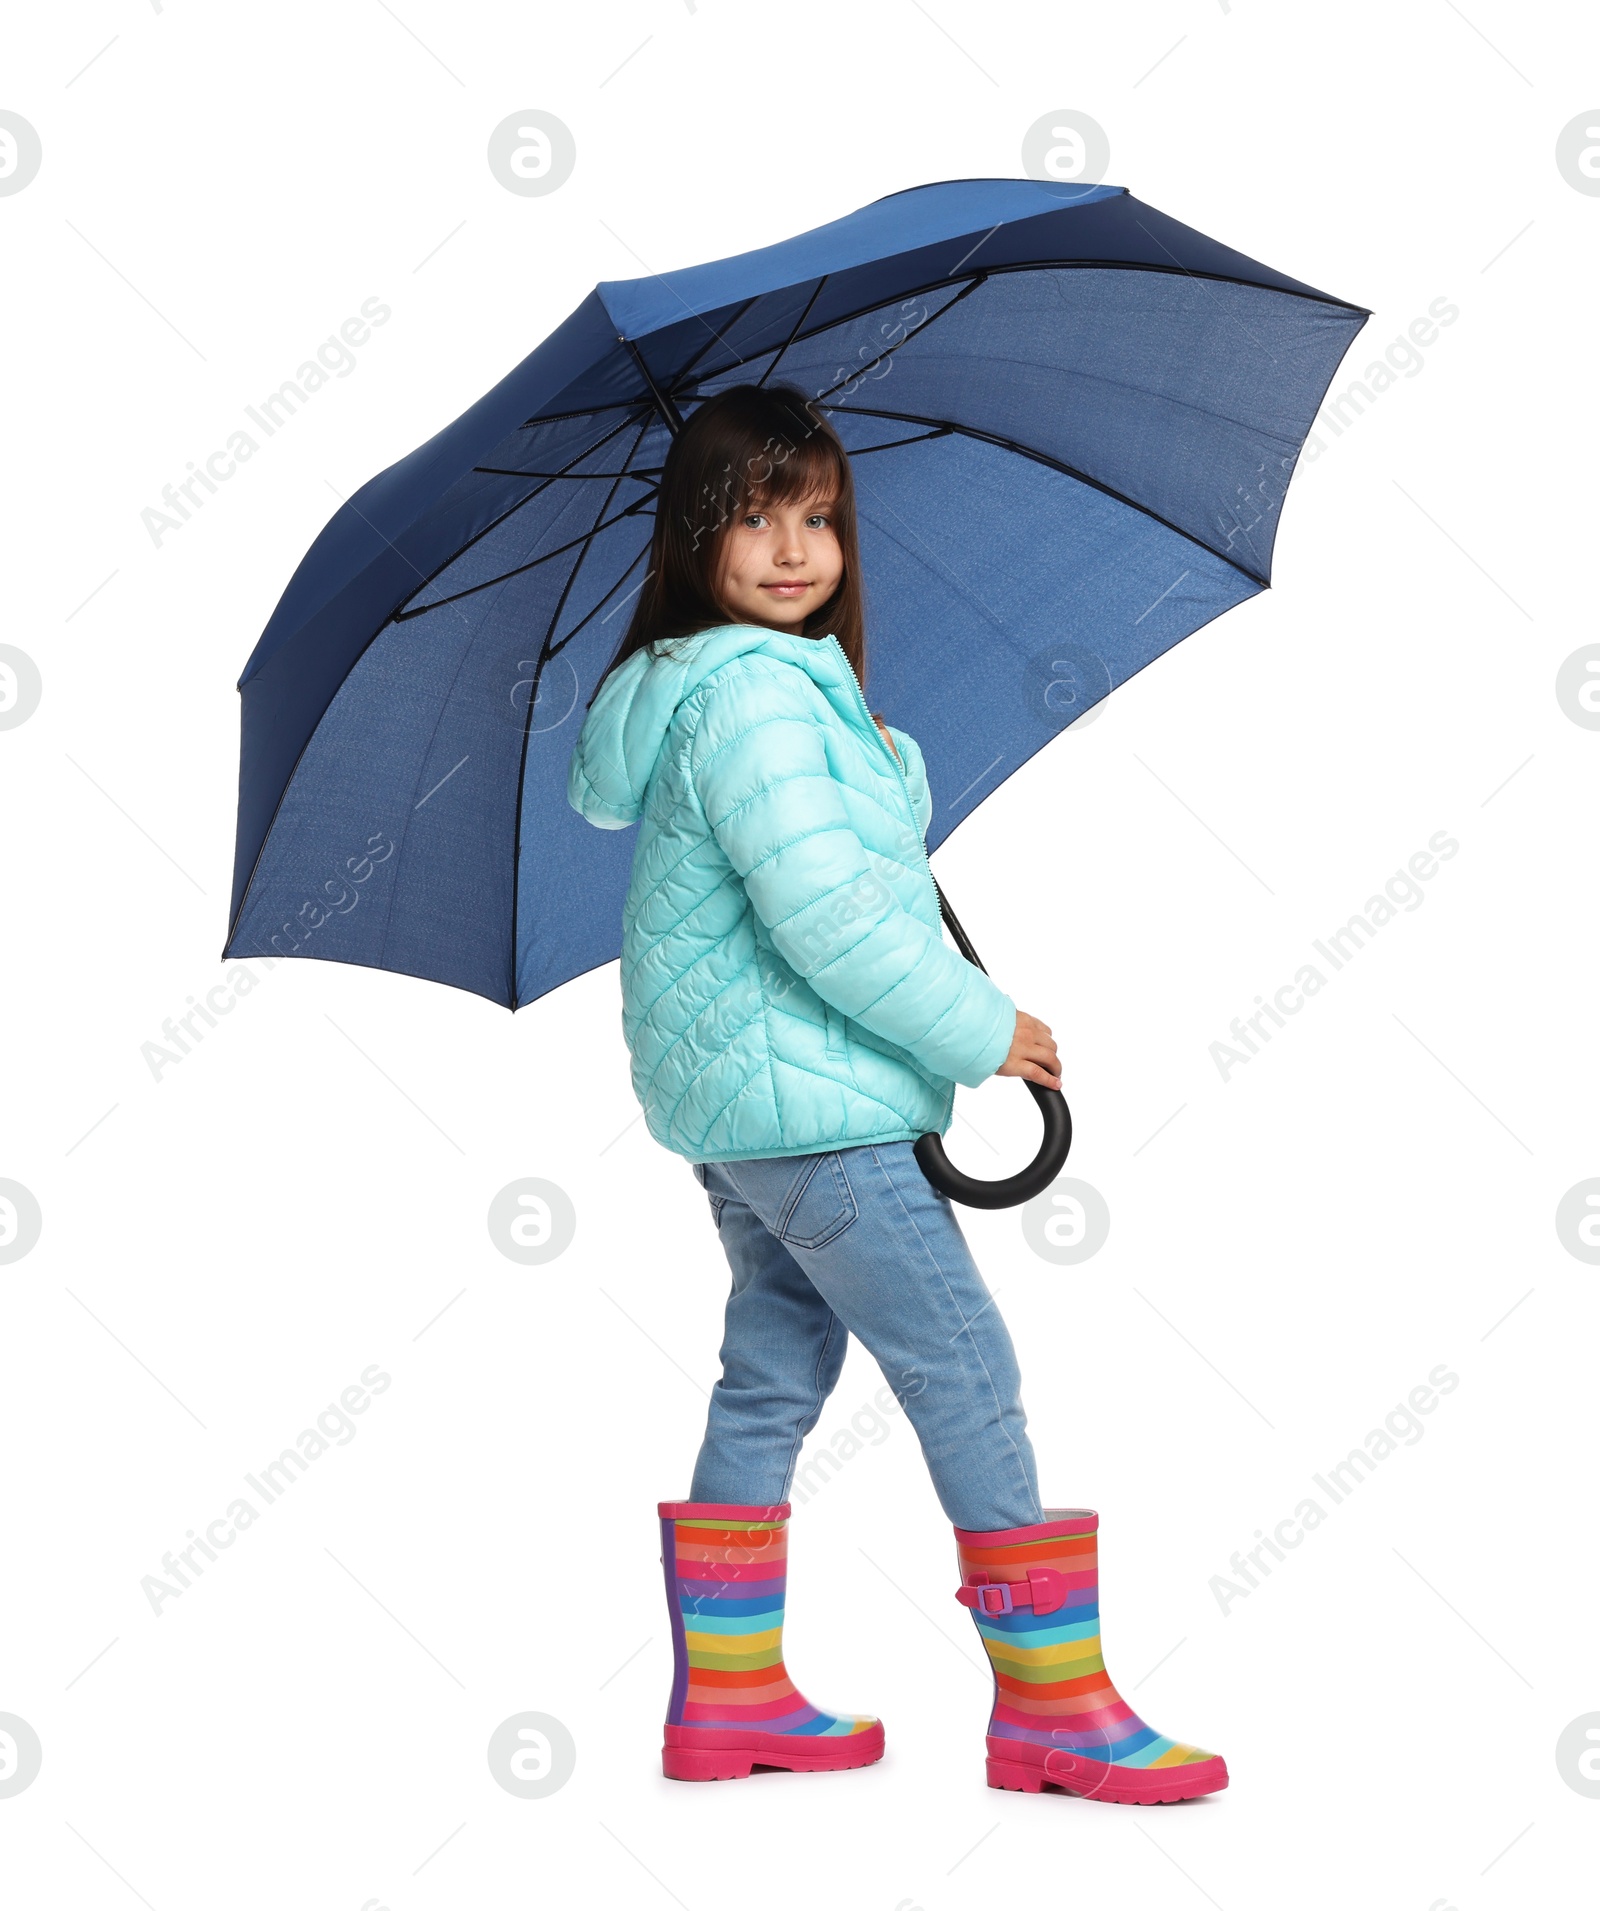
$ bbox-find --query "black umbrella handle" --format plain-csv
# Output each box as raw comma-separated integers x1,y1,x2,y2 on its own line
913,880,1073,1210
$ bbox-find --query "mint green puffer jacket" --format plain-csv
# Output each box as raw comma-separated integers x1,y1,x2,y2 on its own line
567,623,1016,1164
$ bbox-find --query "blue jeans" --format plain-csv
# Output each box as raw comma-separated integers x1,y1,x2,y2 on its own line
687,1142,1042,1531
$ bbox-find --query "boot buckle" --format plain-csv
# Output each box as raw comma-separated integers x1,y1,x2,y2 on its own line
957,1566,1069,1616
960,1572,1014,1615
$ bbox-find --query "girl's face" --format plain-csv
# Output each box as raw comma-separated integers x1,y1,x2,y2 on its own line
712,488,844,633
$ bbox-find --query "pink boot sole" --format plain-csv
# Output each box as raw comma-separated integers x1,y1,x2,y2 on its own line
662,1721,885,1781
987,1738,1228,1806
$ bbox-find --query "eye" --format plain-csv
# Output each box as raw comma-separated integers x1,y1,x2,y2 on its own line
805,511,831,529
742,512,768,529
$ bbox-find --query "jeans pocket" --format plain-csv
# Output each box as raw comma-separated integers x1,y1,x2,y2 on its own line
775,1152,858,1250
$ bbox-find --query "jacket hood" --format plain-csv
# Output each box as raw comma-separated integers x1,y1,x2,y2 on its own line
567,624,866,829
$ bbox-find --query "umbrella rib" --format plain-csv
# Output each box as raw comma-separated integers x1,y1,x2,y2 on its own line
508,411,655,1007
826,399,1270,586
393,490,658,620
807,275,988,408
389,411,647,622
546,542,652,659
515,397,644,431
473,465,664,479
683,273,978,403
750,275,829,391
845,426,954,456
535,449,648,666
625,339,684,435
671,293,765,386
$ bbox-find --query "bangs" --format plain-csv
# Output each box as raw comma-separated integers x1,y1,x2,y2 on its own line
740,429,848,514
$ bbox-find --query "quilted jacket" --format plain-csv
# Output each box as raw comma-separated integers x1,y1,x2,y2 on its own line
566,623,1016,1164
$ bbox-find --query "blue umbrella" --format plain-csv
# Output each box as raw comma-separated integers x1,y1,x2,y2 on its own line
225,176,1366,1092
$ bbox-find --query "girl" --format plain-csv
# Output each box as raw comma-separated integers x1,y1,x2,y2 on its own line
567,383,1225,1804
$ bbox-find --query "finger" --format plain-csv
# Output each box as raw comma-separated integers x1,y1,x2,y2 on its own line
1000,1059,1051,1082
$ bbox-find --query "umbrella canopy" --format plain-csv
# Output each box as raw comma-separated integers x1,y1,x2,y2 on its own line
224,178,1367,1008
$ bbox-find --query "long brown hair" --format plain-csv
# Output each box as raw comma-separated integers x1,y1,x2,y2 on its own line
588,383,868,704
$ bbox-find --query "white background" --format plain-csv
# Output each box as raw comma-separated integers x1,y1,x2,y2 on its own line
3,3,1596,1907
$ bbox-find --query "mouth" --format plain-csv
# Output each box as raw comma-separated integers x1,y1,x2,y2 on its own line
760,581,812,598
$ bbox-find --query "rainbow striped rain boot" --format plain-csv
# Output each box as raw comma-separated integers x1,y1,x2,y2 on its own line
659,1500,884,1781
955,1507,1227,1805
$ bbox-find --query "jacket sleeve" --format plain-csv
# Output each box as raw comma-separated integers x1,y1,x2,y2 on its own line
690,666,1015,1090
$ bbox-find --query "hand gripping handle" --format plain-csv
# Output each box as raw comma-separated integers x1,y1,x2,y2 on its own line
912,880,1073,1211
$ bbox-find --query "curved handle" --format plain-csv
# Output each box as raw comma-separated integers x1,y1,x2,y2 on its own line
915,1078,1073,1210
913,880,1073,1210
